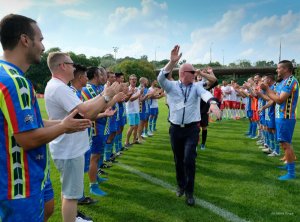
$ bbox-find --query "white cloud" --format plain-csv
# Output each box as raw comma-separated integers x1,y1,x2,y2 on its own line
105,0,168,35
0,0,34,15
61,9,92,19
241,10,300,42
54,0,82,5
184,9,245,63
239,48,254,57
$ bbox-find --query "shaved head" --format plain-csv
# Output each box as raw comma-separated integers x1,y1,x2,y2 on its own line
178,63,196,85
179,63,195,73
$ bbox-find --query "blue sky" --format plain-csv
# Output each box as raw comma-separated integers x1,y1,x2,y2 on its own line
1,0,300,65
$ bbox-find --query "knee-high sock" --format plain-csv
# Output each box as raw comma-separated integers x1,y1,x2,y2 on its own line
99,145,105,167
273,132,280,154
201,129,207,145
268,131,273,150
149,116,154,131
118,133,123,150
251,122,257,137
104,143,113,161
263,130,268,145
248,121,253,135
287,162,295,176
114,134,120,152
153,116,158,130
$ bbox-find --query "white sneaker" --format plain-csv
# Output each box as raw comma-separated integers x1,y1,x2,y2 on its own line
141,133,148,138
76,217,93,222
262,148,272,154
256,140,263,145
259,145,268,149
268,151,279,157
147,131,153,136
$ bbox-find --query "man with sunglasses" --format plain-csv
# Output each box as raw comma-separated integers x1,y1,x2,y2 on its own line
44,52,126,222
157,45,221,206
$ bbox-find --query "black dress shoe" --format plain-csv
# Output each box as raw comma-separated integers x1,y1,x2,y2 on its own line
176,187,184,197
185,194,195,206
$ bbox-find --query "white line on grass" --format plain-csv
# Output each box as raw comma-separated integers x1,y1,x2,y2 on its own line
119,163,249,222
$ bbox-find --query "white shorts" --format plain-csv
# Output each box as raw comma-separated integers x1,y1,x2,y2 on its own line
54,155,84,199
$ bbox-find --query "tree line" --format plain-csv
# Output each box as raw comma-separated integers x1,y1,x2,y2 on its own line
25,47,299,93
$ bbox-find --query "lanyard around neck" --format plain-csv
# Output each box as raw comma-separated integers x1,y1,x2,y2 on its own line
178,81,192,103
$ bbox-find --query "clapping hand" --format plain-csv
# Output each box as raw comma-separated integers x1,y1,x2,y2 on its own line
260,83,268,90
62,109,92,134
103,82,121,98
113,92,127,103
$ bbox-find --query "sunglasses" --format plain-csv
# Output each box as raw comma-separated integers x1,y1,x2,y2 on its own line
184,70,196,74
64,62,75,67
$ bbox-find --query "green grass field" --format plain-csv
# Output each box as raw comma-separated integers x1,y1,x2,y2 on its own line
38,99,300,222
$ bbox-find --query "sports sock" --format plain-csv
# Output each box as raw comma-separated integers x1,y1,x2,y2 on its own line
202,129,207,145
104,143,113,161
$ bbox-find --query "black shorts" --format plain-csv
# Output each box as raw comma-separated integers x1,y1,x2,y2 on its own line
200,112,209,127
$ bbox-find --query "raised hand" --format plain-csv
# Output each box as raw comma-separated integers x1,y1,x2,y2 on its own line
61,109,92,134
170,45,182,63
206,66,213,74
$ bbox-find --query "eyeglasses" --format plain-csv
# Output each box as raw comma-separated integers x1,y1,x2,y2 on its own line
184,70,196,74
64,62,74,67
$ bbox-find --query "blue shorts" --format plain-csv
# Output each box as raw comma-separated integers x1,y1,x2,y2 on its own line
150,108,158,116
140,112,149,121
275,118,296,143
0,192,44,222
121,116,127,126
247,110,253,118
266,119,275,129
44,178,54,203
128,113,140,126
91,134,107,154
109,116,117,133
116,119,122,131
259,115,266,125
84,148,91,172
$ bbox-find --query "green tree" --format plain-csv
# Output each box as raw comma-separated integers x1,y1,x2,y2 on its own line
295,67,300,82
25,48,61,93
101,54,115,68
112,59,156,82
237,59,252,67
228,62,237,67
255,60,275,67
140,55,148,61
208,61,222,67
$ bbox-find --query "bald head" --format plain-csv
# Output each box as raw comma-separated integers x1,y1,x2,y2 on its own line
179,63,195,74
178,63,196,85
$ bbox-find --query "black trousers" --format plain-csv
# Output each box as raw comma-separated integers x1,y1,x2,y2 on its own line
169,123,200,195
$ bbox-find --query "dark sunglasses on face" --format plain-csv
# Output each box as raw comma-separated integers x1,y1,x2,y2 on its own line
184,70,196,74
64,62,74,67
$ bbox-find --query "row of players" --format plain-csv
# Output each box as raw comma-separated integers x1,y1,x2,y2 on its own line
60,62,164,221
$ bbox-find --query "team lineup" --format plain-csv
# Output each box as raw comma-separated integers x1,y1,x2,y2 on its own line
0,14,299,222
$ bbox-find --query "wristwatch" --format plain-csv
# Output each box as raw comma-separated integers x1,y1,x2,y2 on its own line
103,95,111,103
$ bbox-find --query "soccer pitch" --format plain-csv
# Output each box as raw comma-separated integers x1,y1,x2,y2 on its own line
38,99,300,222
